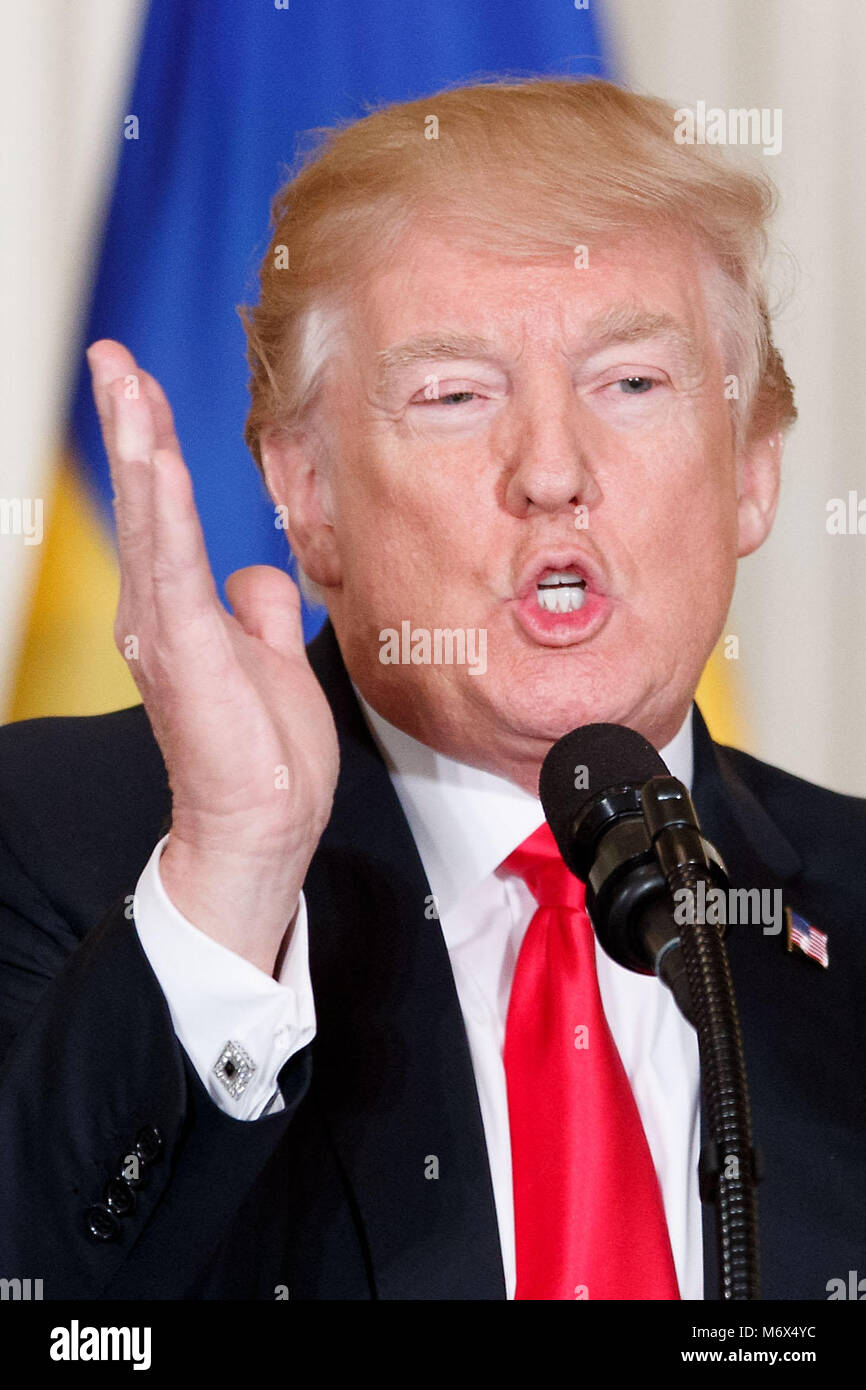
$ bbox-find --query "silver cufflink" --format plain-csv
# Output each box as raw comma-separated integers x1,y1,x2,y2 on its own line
213,1040,256,1099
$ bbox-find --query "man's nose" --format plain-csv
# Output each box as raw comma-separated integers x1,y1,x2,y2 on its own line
502,378,601,517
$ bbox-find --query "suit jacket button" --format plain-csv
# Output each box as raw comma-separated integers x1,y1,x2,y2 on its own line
134,1125,164,1166
104,1177,136,1216
117,1153,147,1190
85,1205,120,1242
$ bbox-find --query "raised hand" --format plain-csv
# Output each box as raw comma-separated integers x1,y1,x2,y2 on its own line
87,340,339,976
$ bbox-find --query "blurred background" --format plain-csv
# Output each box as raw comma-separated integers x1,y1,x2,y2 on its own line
2,0,865,795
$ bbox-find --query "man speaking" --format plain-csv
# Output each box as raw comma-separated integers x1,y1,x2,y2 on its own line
0,77,863,1301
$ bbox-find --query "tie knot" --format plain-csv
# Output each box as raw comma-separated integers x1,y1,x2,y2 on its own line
502,821,586,910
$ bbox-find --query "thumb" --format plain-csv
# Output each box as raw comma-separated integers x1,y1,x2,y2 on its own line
225,566,305,657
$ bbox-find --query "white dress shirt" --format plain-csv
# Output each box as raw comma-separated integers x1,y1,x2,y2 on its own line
133,701,703,1299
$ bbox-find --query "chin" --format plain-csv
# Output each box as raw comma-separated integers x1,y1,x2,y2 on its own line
488,619,698,753
492,676,633,747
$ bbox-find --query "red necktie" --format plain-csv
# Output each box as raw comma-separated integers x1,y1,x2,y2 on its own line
503,821,680,1300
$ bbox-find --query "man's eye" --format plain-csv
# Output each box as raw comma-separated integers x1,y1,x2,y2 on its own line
417,390,478,405
617,376,655,394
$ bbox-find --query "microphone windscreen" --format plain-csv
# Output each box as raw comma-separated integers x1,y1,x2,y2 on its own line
538,723,669,865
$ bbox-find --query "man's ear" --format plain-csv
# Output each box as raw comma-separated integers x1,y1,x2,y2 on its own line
736,429,782,558
259,421,342,587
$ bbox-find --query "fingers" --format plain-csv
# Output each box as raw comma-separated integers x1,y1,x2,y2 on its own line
225,566,305,659
140,370,182,457
86,339,220,661
150,445,219,623
86,339,137,410
104,370,159,617
86,339,180,460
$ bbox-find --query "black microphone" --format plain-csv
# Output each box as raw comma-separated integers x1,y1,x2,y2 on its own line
538,722,728,1022
539,721,762,1301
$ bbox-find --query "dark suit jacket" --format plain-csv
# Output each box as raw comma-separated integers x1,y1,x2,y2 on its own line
0,620,864,1299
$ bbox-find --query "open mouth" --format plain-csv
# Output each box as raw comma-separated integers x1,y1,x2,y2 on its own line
510,552,610,646
535,569,588,614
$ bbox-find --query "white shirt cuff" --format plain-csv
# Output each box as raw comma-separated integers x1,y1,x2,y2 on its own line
132,834,316,1120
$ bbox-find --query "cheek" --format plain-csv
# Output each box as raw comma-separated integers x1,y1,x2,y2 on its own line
331,464,473,616
659,406,737,524
340,437,489,573
617,427,738,609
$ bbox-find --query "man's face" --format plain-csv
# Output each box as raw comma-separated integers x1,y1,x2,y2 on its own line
269,223,778,791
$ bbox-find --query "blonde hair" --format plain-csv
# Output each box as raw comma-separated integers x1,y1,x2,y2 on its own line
240,77,796,600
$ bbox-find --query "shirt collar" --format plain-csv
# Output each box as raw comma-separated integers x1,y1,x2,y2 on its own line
354,687,695,918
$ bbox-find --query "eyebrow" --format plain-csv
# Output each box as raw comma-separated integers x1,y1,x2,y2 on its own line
374,332,500,395
580,306,704,374
373,307,705,395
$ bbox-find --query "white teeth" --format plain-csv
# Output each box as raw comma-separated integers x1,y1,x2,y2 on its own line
537,570,584,587
535,568,588,613
536,584,587,613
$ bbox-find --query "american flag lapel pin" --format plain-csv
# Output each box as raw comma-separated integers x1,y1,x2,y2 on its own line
784,907,829,969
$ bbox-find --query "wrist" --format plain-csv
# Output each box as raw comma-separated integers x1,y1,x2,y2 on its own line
159,834,309,975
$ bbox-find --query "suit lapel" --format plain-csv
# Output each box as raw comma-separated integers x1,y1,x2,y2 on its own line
691,705,803,1300
691,708,801,888
302,622,505,1299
